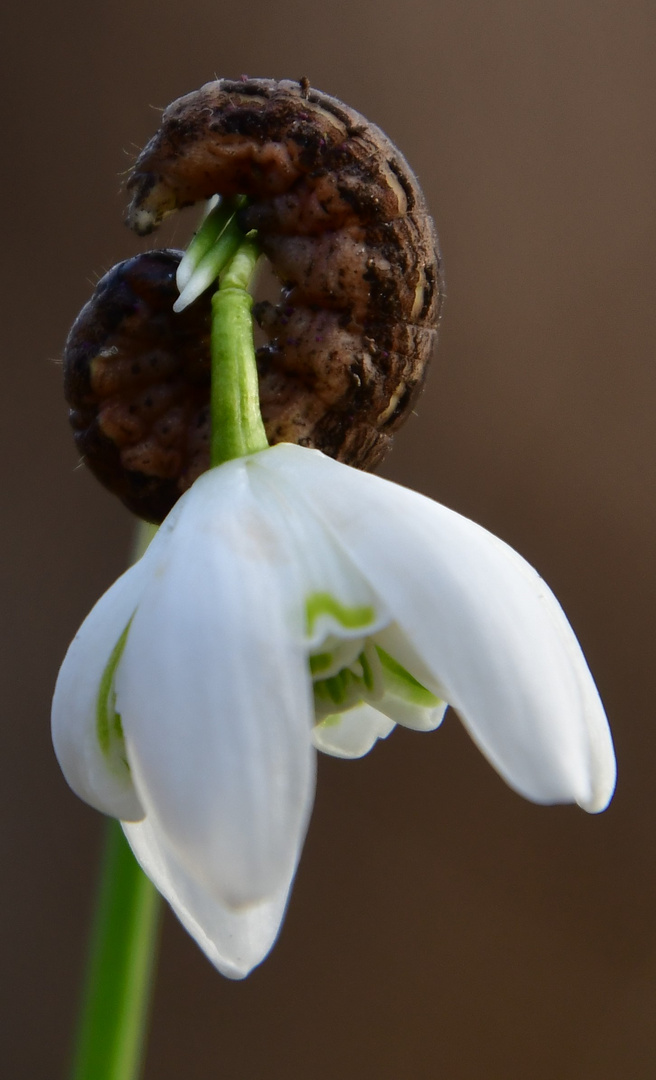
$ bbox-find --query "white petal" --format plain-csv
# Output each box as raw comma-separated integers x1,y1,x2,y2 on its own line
263,445,616,813
244,458,389,649
375,685,448,732
123,817,291,978
312,704,396,758
51,561,150,821
116,461,317,908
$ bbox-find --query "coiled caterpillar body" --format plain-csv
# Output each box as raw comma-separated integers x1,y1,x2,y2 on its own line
65,79,443,521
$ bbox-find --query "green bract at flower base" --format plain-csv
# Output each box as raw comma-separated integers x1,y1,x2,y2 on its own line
52,442,616,979
173,196,248,313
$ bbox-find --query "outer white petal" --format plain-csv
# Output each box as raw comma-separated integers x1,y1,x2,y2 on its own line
51,560,151,821
124,817,291,979
313,704,396,758
262,445,616,813
116,460,317,909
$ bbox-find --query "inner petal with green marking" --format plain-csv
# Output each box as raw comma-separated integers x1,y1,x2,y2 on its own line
306,592,377,637
306,592,443,732
96,620,133,778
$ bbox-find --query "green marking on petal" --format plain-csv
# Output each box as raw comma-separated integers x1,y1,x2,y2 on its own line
312,658,376,720
113,712,125,741
97,620,132,757
311,634,441,731
375,645,440,707
306,592,376,636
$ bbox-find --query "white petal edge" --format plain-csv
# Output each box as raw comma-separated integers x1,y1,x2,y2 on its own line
124,817,292,979
313,704,396,758
51,560,152,821
259,445,616,813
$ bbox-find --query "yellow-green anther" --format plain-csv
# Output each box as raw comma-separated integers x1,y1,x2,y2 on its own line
311,636,440,726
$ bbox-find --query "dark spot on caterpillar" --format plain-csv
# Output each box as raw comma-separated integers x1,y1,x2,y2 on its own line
65,78,444,522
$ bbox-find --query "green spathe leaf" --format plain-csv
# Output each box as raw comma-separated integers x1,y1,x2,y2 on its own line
175,195,249,305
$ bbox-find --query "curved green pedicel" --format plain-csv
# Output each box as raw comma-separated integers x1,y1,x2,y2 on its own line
306,592,376,636
96,620,132,762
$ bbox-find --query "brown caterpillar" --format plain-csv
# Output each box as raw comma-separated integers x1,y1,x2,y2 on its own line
64,78,444,522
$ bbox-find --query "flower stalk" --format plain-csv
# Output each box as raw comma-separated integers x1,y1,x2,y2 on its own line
70,820,161,1080
210,236,268,466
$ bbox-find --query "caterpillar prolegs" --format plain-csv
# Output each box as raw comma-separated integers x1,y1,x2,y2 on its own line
64,78,444,522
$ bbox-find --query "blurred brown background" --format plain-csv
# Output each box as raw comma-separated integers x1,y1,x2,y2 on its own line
2,1,654,1077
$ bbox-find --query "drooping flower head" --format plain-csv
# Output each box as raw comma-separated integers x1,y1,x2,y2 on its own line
53,443,615,977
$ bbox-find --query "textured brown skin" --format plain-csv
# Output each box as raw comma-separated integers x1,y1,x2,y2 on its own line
64,250,213,521
66,78,443,522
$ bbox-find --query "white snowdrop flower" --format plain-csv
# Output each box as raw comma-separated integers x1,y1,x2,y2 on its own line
52,443,615,978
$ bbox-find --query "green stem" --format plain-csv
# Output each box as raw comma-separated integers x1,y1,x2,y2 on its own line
70,819,162,1080
210,236,269,466
132,520,159,562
